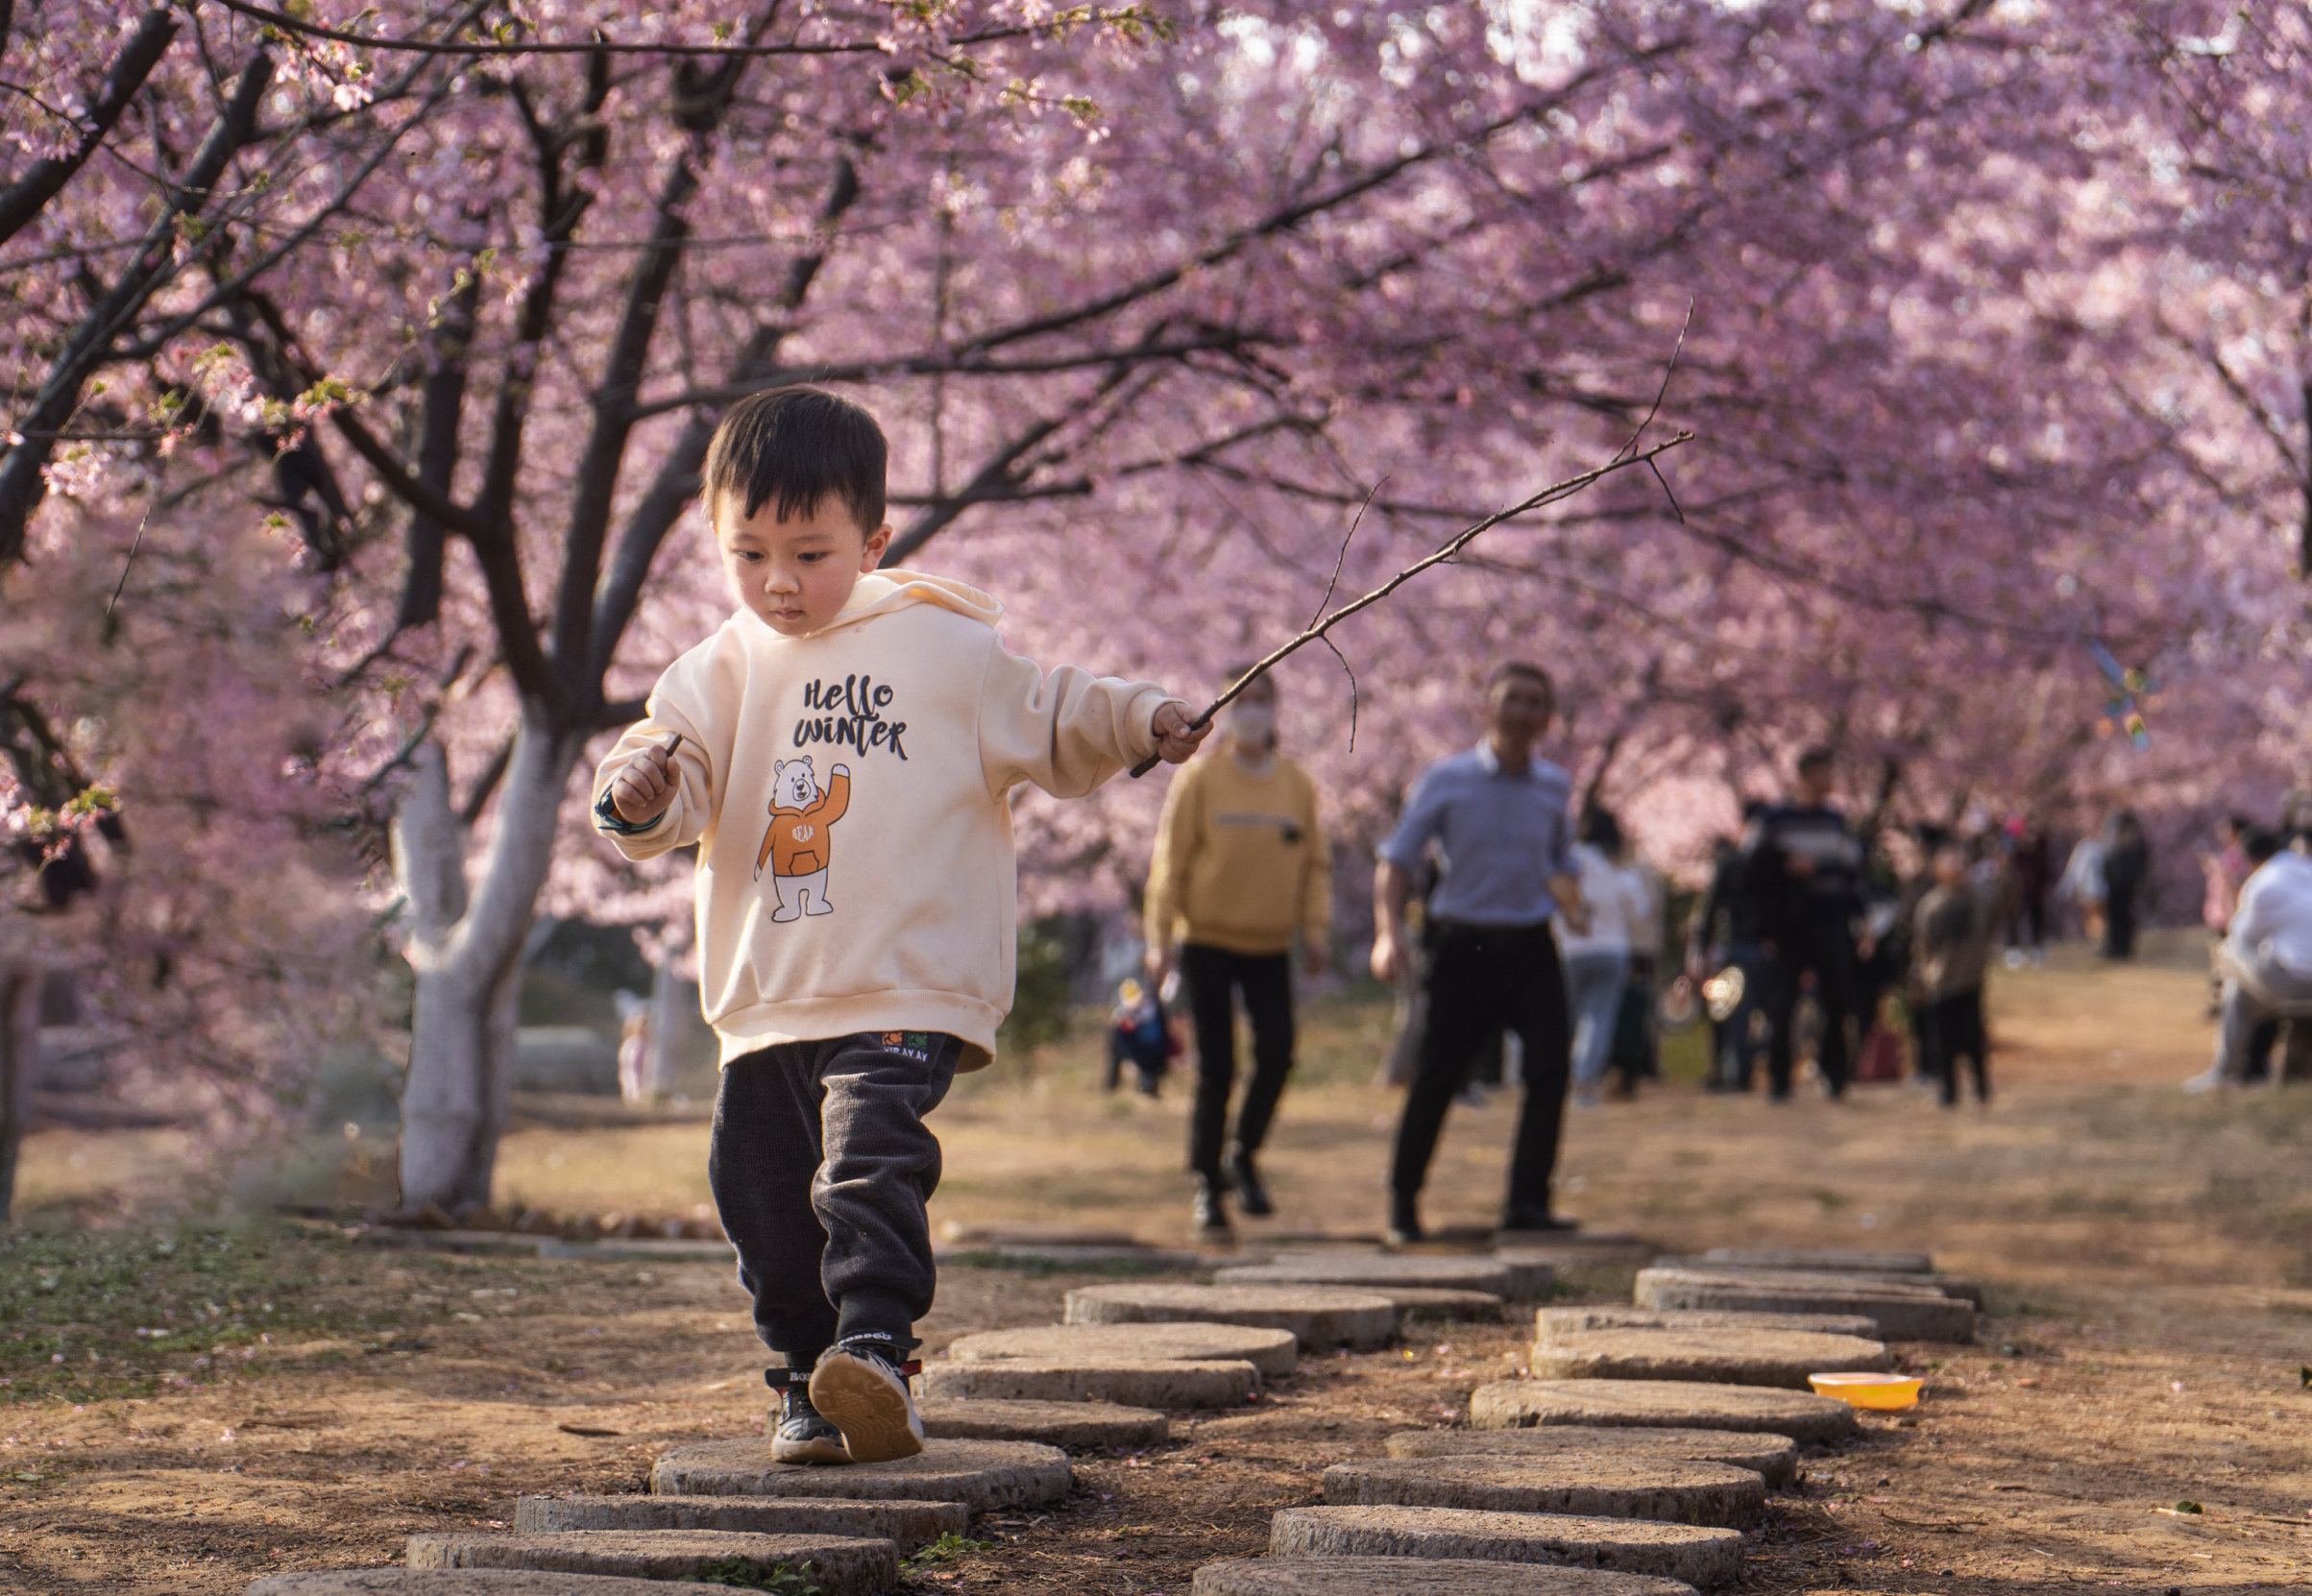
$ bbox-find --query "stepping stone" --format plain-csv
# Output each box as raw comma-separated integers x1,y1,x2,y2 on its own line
1490,1251,1565,1301
920,1356,1255,1408
940,1221,1141,1247
250,1578,681,1596
945,1321,1299,1377
1216,1252,1519,1298
919,1396,1167,1448
1385,1423,1800,1489
514,1494,963,1554
1270,1506,1742,1589
1469,1379,1856,1444
1388,1287,1507,1320
1065,1284,1398,1350
1700,1246,1932,1274
1193,1557,1698,1595
651,1437,1071,1512
1655,1261,1983,1307
1322,1456,1765,1529
1527,1328,1889,1390
1633,1268,1975,1342
1536,1307,1880,1342
406,1532,894,1595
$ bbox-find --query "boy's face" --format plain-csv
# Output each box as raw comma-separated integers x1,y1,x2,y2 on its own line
717,492,893,637
1933,846,1967,886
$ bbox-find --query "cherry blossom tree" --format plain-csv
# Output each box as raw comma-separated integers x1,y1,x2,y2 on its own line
8,0,2312,1220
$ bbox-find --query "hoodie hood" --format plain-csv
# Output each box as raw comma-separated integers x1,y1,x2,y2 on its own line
817,568,1003,634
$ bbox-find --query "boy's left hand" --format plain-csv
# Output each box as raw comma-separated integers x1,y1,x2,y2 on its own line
1150,702,1212,764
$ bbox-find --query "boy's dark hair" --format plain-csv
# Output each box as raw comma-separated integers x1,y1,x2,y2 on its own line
1796,745,1836,776
2243,827,2283,866
1224,662,1271,693
703,386,888,534
1486,661,1554,700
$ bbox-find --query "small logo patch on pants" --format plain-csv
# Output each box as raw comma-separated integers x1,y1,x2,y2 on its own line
879,1031,935,1061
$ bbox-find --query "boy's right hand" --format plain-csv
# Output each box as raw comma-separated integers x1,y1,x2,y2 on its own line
611,744,677,825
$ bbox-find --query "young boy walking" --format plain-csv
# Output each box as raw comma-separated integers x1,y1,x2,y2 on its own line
593,388,1206,1465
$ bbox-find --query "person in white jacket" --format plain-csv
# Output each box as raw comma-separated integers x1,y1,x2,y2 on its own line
1560,808,1653,1107
2185,829,2312,1092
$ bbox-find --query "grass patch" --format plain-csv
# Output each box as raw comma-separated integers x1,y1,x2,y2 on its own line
906,1533,993,1568
682,1558,822,1591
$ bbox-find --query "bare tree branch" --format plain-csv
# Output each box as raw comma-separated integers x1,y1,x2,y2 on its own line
0,8,178,249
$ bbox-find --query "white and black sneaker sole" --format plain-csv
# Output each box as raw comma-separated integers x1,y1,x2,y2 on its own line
809,1348,924,1463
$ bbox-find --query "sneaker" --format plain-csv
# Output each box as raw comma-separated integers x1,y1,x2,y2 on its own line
1384,1192,1423,1247
809,1341,924,1463
2180,1066,2231,1096
1500,1208,1578,1234
1193,1176,1233,1236
1225,1147,1273,1218
767,1367,849,1465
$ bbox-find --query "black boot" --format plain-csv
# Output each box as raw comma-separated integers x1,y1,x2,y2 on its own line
1193,1175,1232,1235
1384,1190,1422,1247
767,1366,848,1465
1225,1146,1273,1217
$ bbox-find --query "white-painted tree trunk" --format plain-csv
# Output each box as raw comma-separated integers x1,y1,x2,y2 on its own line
391,702,581,1213
645,926,689,1100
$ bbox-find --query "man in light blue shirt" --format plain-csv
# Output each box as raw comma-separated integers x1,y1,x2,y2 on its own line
1371,662,1587,1244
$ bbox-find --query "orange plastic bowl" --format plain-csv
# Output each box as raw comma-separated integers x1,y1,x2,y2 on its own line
1809,1371,1923,1410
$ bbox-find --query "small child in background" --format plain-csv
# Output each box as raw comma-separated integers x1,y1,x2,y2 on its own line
1911,840,2018,1107
1105,976,1180,1096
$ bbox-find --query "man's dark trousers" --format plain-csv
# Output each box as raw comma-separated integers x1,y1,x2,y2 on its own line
1390,921,1570,1218
709,1030,961,1363
1760,913,1857,1099
1181,944,1295,1179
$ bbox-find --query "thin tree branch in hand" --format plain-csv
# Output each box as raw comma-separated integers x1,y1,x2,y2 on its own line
1129,431,1694,776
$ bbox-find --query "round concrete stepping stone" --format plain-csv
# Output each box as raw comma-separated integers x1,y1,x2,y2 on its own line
1536,1307,1880,1342
1322,1456,1765,1528
1528,1328,1888,1390
250,1577,678,1596
406,1532,893,1595
1270,1506,1742,1589
1470,1378,1856,1444
1193,1557,1697,1596
919,1396,1167,1448
1386,1287,1507,1319
1489,1251,1562,1301
920,1356,1254,1408
945,1321,1299,1377
1065,1283,1398,1350
1384,1423,1797,1488
650,1437,1070,1511
1216,1253,1516,1297
1633,1268,1975,1342
514,1493,962,1553
1701,1246,1931,1273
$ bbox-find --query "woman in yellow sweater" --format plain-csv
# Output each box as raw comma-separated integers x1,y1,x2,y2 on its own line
1144,665,1333,1234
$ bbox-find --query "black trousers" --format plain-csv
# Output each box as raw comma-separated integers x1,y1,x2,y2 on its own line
2105,883,2139,958
1761,916,1858,1099
708,1030,961,1362
1181,944,1296,1179
1921,988,1988,1104
1390,921,1570,1217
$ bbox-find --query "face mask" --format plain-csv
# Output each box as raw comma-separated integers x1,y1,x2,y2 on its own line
1226,702,1277,747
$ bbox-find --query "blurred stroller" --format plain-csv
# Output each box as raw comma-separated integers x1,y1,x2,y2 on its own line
1105,975,1181,1096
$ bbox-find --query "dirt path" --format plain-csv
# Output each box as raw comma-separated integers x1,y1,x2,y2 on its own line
7,948,2310,1593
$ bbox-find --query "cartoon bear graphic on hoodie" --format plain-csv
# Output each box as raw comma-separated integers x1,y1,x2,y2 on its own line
755,757,850,922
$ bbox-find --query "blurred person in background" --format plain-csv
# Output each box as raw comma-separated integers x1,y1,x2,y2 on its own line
2185,828,2312,1093
1690,801,1770,1090
1144,664,1332,1237
1911,839,2018,1108
2199,815,2253,1017
1372,663,1587,1243
1610,821,1669,1097
2101,809,2151,961
1561,806,1652,1107
1744,747,1868,1101
2006,817,2052,965
2056,828,2107,946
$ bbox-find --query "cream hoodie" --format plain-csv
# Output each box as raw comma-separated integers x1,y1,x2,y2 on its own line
592,570,1180,1071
